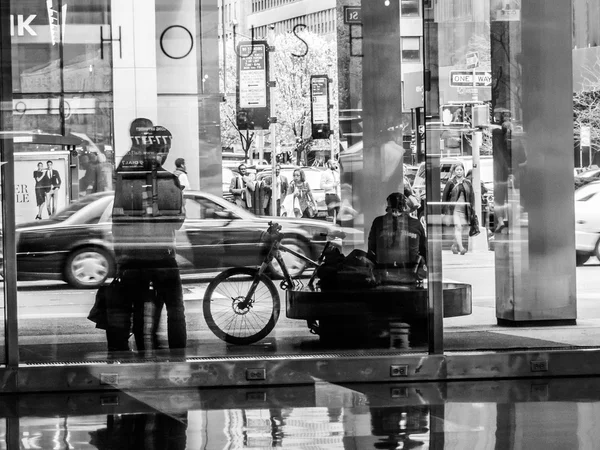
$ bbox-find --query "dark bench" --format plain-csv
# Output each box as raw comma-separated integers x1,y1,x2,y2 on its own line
286,283,472,347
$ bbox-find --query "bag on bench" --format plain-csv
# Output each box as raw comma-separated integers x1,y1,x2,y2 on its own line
317,248,378,290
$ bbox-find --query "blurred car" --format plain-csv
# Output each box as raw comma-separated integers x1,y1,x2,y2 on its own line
222,166,234,202
10,191,356,289
256,166,328,218
574,166,600,190
575,180,600,265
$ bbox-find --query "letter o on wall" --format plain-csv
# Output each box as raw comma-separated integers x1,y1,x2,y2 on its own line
160,25,194,60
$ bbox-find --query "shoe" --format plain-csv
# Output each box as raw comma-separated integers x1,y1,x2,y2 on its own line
460,248,467,255
451,244,458,254
35,215,41,220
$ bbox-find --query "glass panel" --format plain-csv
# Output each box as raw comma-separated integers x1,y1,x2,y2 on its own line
8,0,431,366
425,1,581,351
401,37,421,62
401,0,420,18
10,0,114,363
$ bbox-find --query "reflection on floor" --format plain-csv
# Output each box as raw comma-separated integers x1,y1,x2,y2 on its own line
17,320,429,364
6,377,600,449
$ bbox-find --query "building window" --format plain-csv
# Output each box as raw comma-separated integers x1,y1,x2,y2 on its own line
401,0,420,17
401,37,421,62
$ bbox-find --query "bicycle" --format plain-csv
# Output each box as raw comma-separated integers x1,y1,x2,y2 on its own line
202,222,344,345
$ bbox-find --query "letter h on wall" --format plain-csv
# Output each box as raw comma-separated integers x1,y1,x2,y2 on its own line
100,25,123,59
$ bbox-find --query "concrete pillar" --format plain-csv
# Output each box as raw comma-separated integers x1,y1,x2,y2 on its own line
493,1,576,324
111,0,159,163
155,0,201,189
361,1,403,237
195,0,223,196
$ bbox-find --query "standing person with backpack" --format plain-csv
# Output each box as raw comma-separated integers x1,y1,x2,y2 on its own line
368,192,427,283
106,119,187,353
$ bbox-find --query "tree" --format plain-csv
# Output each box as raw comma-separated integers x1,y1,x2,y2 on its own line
219,29,338,165
574,56,600,155
271,30,338,165
219,40,256,162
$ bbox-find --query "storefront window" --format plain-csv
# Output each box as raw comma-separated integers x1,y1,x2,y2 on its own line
0,0,591,384
4,0,435,367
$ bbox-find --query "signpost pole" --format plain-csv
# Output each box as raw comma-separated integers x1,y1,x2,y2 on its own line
469,129,488,252
268,29,278,217
581,125,591,168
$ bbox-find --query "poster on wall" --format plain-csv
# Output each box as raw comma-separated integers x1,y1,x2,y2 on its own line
14,151,70,223
491,0,521,22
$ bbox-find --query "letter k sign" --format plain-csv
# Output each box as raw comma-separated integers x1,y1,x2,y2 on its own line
10,15,38,37
18,15,37,36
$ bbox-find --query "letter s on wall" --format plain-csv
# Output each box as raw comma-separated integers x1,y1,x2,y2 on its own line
292,24,308,58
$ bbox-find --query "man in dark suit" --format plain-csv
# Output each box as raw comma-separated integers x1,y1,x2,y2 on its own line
45,160,61,216
263,164,288,215
229,163,255,210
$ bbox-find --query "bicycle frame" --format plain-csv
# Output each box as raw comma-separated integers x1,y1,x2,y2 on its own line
242,230,335,304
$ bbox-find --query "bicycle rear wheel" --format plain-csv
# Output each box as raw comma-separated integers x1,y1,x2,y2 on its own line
203,267,281,345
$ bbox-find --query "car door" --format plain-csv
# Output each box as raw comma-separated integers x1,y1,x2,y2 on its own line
575,184,600,237
180,194,265,270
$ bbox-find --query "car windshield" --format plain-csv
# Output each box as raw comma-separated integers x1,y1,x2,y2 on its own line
50,193,111,222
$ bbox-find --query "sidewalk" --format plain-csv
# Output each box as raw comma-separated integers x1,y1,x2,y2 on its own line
442,248,600,352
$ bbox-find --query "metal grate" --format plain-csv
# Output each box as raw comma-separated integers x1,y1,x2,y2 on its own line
21,346,600,367
20,350,429,367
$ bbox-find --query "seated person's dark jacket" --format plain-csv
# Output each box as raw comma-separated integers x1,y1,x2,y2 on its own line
368,212,427,267
112,148,185,262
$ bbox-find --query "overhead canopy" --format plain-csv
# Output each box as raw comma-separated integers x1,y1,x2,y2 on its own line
0,131,84,147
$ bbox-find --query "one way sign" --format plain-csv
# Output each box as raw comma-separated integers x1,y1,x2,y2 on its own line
450,70,492,87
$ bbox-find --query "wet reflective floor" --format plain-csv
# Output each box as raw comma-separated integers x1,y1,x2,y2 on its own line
3,377,600,449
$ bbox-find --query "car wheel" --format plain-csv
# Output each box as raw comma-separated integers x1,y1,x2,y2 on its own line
64,247,113,289
576,252,590,266
269,238,309,279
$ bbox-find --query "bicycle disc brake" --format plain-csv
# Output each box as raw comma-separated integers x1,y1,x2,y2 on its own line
232,296,252,315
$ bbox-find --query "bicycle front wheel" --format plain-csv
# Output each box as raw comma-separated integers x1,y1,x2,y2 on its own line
203,267,281,345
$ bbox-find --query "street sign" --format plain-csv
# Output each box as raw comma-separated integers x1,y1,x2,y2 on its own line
236,41,270,130
450,70,492,87
466,51,479,69
310,75,331,139
344,6,362,24
239,43,267,108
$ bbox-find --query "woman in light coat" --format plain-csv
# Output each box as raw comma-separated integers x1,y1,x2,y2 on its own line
442,162,475,254
288,168,316,218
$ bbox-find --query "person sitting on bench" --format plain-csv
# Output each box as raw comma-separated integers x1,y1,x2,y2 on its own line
367,192,427,283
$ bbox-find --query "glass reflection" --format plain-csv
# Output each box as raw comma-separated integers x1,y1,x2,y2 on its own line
3,0,587,372
8,0,435,365
11,378,600,449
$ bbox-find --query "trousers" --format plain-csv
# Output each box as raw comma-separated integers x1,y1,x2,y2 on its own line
106,257,187,351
